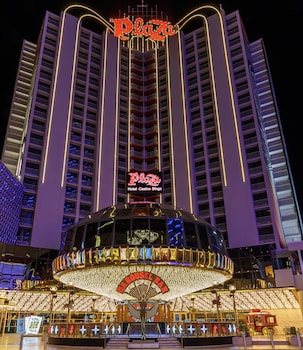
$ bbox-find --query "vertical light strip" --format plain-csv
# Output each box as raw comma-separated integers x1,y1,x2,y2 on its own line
96,30,109,211
154,45,163,204
176,28,193,213
112,40,121,203
127,44,132,204
165,39,177,208
41,11,67,183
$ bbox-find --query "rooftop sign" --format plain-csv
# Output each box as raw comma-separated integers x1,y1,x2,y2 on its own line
110,17,176,42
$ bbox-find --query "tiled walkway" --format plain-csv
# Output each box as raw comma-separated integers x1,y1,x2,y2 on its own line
0,333,301,350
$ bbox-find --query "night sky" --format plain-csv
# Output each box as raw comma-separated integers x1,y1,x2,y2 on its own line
0,1,301,214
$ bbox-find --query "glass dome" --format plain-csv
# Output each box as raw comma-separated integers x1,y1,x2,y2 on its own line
61,202,227,256
54,202,233,301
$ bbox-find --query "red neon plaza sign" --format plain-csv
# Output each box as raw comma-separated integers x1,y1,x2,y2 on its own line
110,17,176,42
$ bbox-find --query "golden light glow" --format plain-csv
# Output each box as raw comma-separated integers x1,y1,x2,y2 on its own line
56,264,230,301
1,288,299,313
53,246,233,301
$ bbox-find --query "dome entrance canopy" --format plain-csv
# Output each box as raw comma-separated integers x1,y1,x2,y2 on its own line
53,203,233,301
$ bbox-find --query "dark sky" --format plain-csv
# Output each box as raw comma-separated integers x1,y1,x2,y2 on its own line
0,1,301,214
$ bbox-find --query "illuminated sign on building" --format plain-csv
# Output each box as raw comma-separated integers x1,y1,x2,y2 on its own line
110,17,176,41
127,171,162,195
117,271,169,294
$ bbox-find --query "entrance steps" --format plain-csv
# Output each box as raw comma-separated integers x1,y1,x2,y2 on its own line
106,337,129,348
158,337,182,348
128,339,159,348
105,337,182,349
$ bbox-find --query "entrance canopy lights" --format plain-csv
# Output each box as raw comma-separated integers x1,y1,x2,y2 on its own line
53,246,233,301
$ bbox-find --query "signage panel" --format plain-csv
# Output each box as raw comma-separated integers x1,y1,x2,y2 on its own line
110,17,176,41
127,171,162,196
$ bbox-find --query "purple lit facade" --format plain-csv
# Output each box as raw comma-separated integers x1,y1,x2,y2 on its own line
1,4,302,289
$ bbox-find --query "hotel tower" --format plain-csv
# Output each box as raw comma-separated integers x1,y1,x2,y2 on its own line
1,3,303,287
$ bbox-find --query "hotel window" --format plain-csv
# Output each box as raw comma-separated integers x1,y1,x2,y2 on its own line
83,161,93,173
91,55,100,64
71,131,81,142
118,183,125,191
64,202,75,214
62,217,74,227
69,144,80,156
192,122,202,133
72,119,82,129
40,69,52,81
22,194,36,208
85,123,96,133
17,228,31,244
82,175,92,186
196,174,206,187
81,189,91,201
25,162,40,176
44,48,55,58
48,16,59,26
92,47,101,55
195,160,205,172
23,178,37,191
28,147,41,160
36,93,49,104
84,148,94,159
80,204,91,216
193,148,203,158
186,56,196,65
198,203,209,215
65,187,77,199
85,135,95,146
189,87,199,97
68,158,79,169
89,77,98,86
88,99,97,109
38,81,51,93
87,111,96,121
34,106,47,118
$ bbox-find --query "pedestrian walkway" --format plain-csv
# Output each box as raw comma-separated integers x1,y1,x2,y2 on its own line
0,333,302,350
